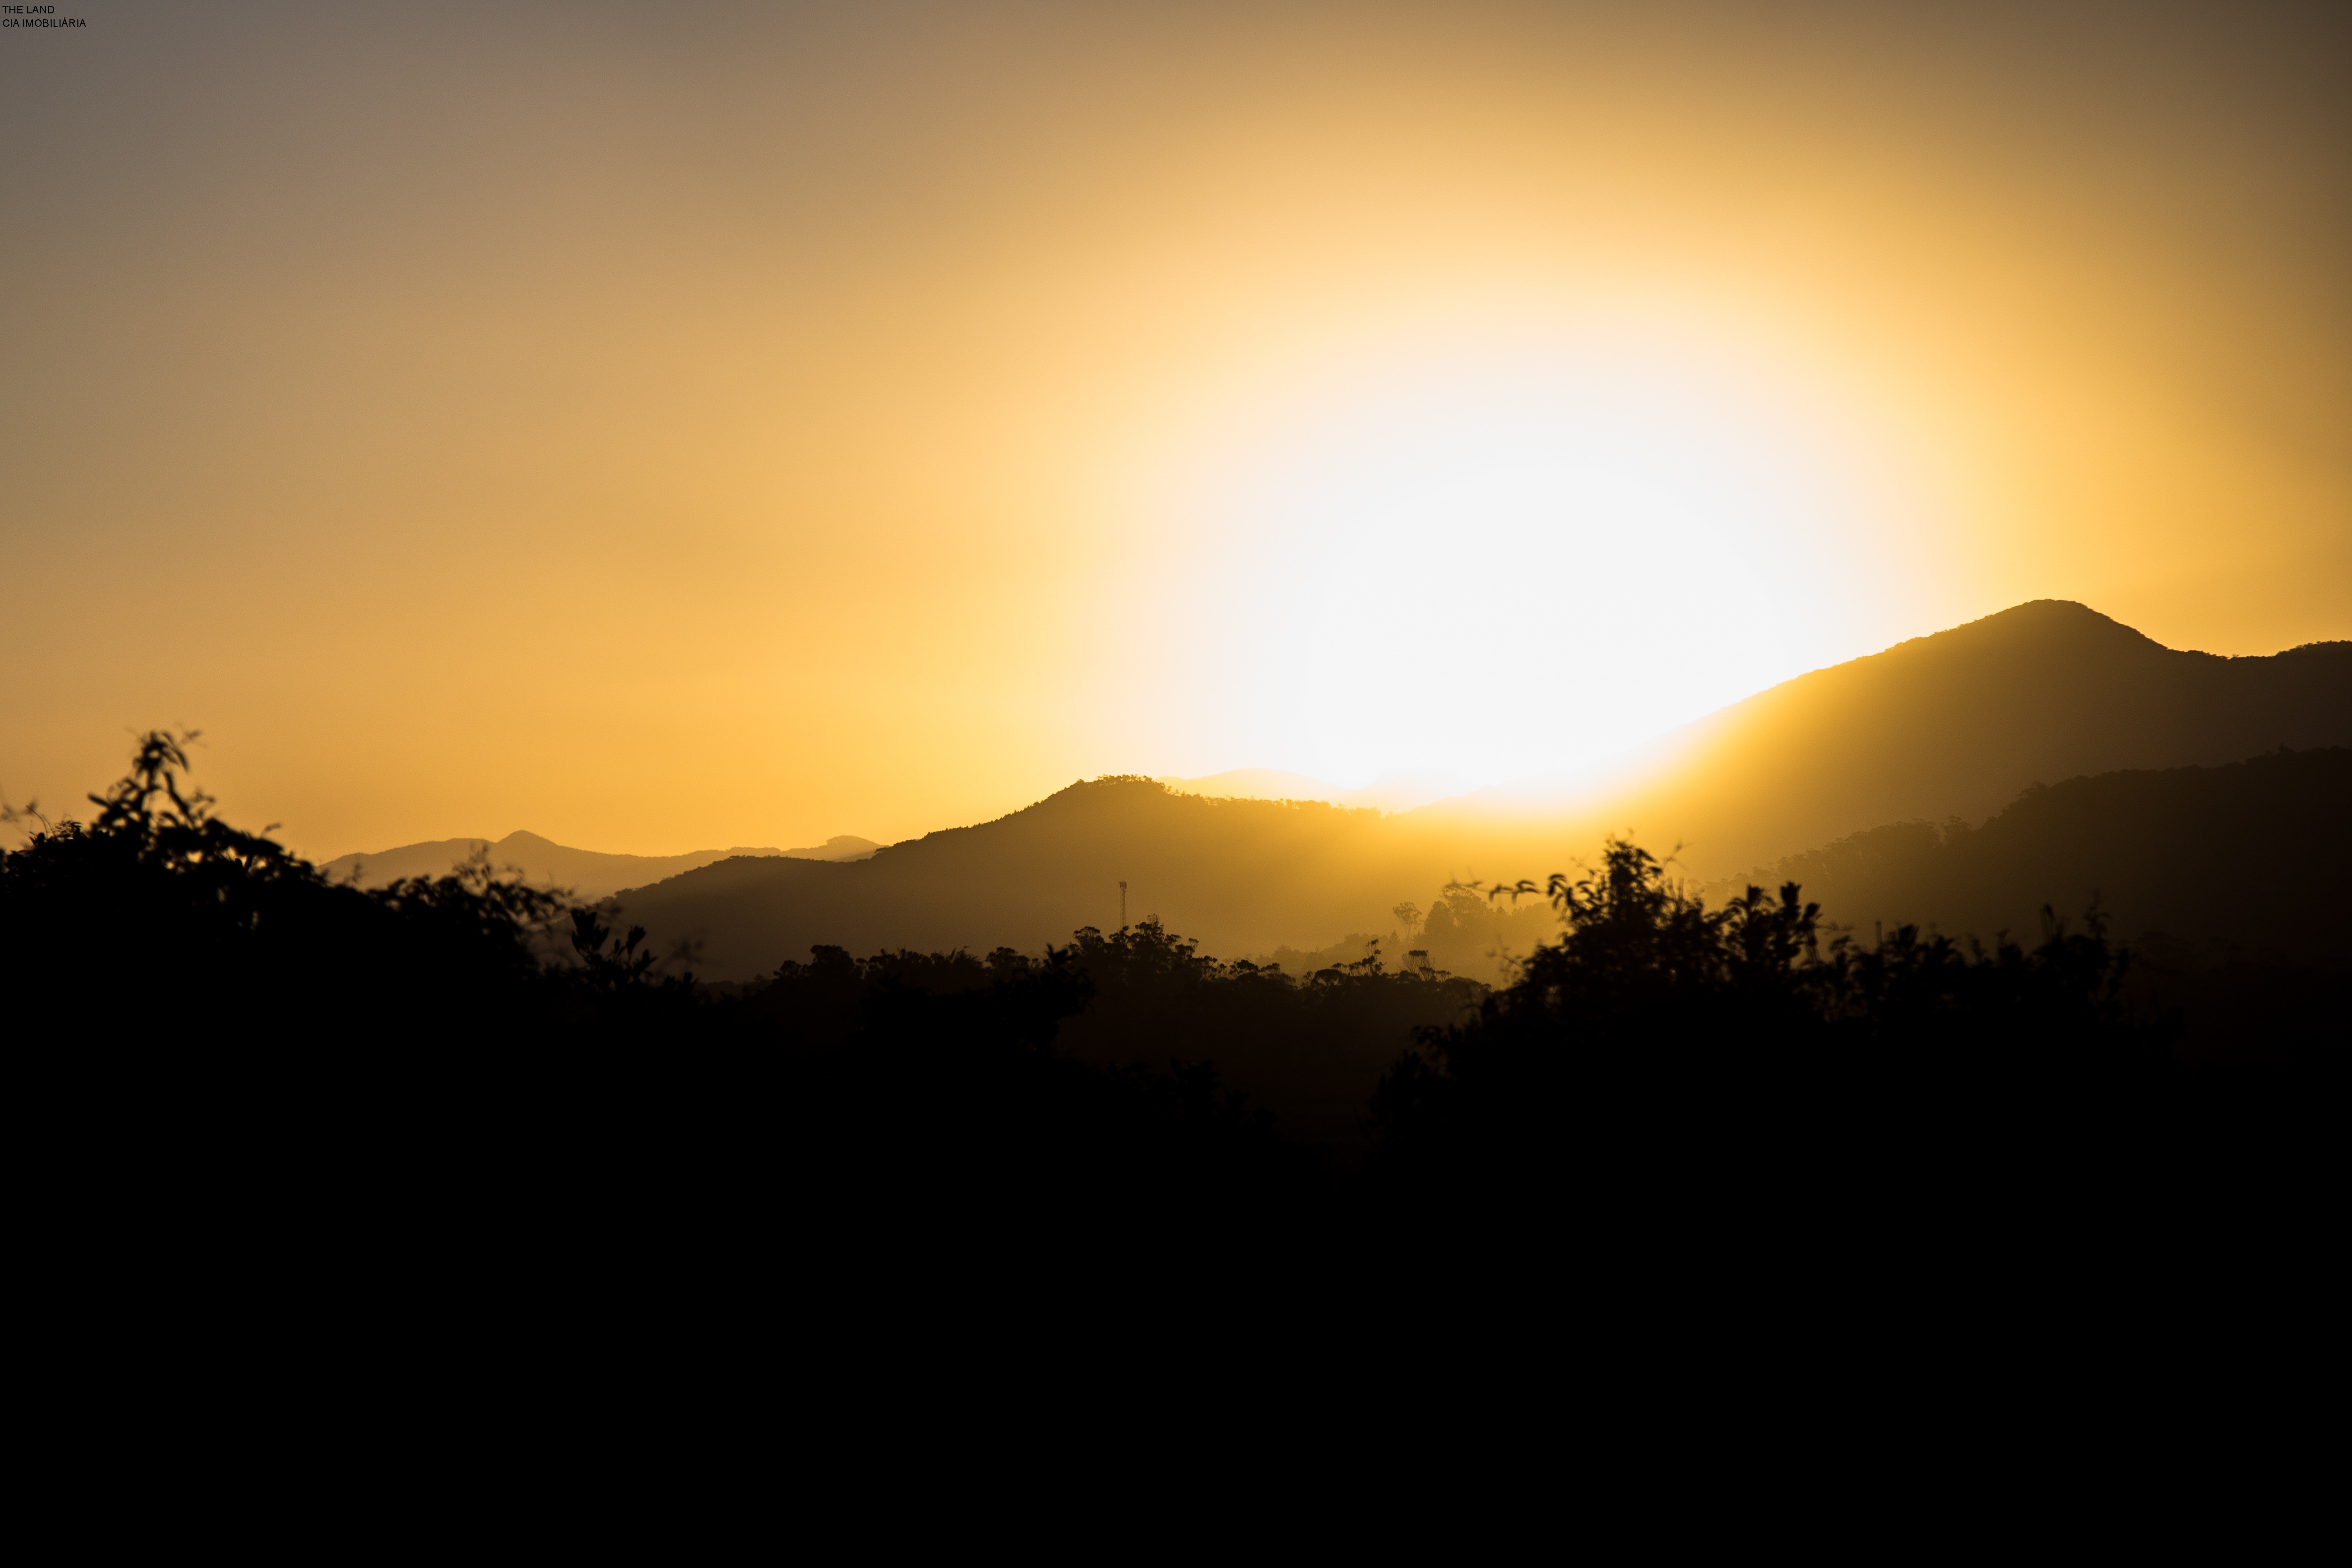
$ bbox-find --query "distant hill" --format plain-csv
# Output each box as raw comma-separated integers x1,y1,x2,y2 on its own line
320,830,880,903
1424,600,2352,878
599,601,2352,980
606,782,1470,982
1705,748,2352,964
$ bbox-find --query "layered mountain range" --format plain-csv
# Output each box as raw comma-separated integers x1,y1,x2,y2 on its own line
1428,598,2351,874
319,830,880,904
587,601,2350,979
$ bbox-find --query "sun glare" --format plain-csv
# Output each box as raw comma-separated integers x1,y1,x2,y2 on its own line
1139,322,1943,791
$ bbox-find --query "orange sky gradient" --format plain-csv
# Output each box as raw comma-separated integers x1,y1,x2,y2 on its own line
3,1,2346,855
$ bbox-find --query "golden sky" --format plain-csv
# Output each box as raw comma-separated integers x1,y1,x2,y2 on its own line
3,1,2346,855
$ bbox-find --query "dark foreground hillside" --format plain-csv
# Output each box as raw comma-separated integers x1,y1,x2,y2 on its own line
9,735,2341,1343
1716,747,2352,966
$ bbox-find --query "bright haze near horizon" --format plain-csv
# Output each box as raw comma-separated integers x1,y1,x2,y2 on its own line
2,1,2346,857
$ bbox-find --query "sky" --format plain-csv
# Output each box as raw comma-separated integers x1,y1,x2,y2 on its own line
3,0,2346,856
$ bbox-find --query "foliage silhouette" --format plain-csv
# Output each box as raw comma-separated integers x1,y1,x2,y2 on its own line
6,733,2339,1306
3,735,1341,1276
1365,836,2335,1302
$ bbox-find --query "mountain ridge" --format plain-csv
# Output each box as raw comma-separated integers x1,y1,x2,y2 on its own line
589,600,2350,978
1412,599,2351,874
1702,747,2352,965
1157,768,1462,814
319,829,881,903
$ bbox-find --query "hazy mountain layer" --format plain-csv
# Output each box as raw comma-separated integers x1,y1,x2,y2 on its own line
607,601,2352,980
321,830,881,903
1707,748,2352,964
609,785,1445,982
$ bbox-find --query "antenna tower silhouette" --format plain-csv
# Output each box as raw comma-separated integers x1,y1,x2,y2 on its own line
1119,880,1128,929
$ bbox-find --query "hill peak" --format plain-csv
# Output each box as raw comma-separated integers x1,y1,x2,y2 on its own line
1894,598,2166,659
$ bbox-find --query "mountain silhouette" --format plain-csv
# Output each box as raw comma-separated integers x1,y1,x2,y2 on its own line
1706,747,2352,964
1425,599,2352,878
607,602,2350,979
607,783,1426,981
320,829,880,903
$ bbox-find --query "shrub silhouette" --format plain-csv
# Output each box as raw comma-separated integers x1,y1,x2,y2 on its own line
3,732,588,1046
7,734,2337,1298
1362,836,2339,1293
4,735,1336,1275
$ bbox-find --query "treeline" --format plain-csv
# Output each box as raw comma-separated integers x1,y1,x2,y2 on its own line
6,734,2340,1287
1377,844,2330,1261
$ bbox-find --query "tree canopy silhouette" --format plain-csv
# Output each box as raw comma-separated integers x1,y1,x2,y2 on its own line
6,733,2336,1302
